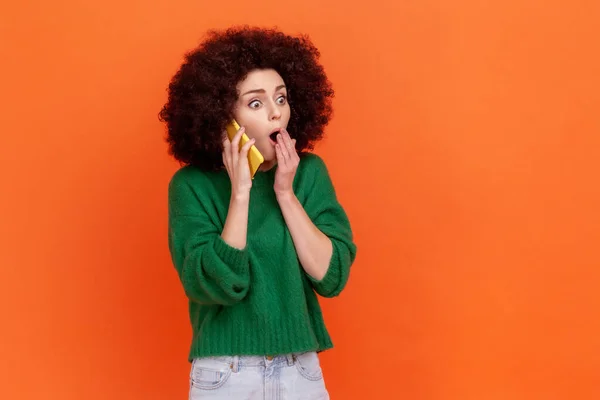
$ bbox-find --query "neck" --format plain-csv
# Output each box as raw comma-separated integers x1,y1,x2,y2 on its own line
259,159,277,171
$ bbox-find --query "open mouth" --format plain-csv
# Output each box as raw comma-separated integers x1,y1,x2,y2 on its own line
269,129,281,143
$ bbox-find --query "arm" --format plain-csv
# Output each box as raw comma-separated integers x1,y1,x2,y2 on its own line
274,132,357,297
168,171,251,305
276,191,333,281
221,193,251,250
220,126,255,250
295,157,357,297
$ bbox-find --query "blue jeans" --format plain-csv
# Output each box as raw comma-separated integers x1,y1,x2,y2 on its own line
188,351,330,399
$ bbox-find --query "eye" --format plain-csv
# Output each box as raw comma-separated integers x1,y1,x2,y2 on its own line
276,95,287,105
249,100,261,109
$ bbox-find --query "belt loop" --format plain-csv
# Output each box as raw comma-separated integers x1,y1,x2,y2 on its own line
231,356,240,373
286,354,295,366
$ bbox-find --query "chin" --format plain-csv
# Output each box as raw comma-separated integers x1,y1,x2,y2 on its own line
258,153,277,171
258,147,276,162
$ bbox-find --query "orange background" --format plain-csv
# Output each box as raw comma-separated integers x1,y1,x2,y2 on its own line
1,0,599,399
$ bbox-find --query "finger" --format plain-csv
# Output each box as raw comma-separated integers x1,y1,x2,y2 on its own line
282,129,294,150
285,132,298,156
275,142,287,168
231,126,245,159
232,126,245,147
291,139,300,162
222,139,231,163
277,134,290,160
240,138,256,160
239,139,255,177
223,145,233,172
222,132,234,169
283,130,298,162
222,151,231,174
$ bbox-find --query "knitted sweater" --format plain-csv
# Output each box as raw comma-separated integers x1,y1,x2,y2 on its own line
167,153,357,361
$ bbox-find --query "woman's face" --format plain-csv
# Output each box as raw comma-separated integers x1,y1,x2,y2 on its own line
233,68,291,169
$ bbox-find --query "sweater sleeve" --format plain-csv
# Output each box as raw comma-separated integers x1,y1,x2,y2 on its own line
167,170,250,305
302,155,357,297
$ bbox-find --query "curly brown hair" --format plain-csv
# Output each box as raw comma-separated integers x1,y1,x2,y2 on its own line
158,26,334,171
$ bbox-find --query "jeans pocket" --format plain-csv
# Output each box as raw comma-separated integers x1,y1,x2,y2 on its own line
294,352,324,381
190,357,233,390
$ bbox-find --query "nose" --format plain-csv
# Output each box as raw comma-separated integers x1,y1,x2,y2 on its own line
269,101,281,121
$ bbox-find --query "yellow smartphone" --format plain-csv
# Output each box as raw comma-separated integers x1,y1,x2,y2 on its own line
225,119,264,179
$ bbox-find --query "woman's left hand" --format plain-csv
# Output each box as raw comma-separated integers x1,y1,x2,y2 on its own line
274,129,299,197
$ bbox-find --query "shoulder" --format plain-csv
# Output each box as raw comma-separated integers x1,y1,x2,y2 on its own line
168,164,225,198
298,152,329,177
169,164,225,186
295,152,336,200
169,165,199,190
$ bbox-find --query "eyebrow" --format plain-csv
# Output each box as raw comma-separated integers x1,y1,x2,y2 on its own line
241,85,286,96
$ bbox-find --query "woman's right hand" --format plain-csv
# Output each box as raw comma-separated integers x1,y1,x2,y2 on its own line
222,126,255,198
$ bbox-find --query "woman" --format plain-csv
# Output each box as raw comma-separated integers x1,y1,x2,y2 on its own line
159,26,357,399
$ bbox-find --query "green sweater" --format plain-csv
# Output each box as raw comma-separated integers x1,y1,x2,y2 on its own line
168,153,357,361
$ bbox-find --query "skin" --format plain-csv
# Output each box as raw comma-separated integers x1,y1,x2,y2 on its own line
221,68,333,281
